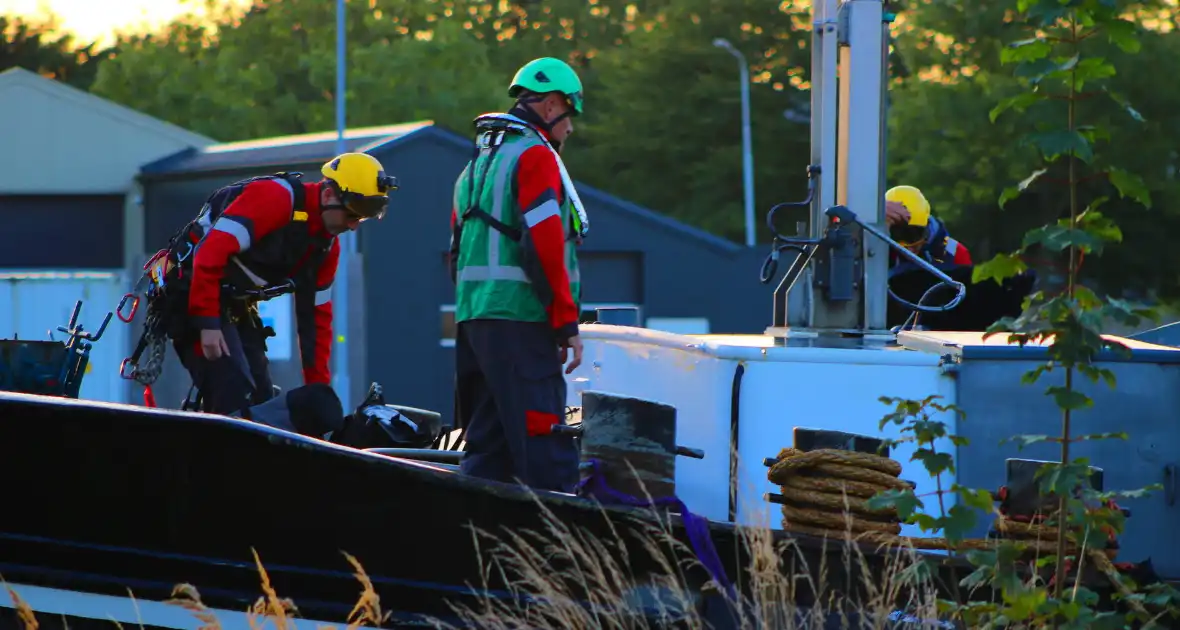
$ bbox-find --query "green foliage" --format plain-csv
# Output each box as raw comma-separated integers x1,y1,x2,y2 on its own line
882,0,1180,625
868,395,990,547
76,0,818,244
0,12,113,89
89,0,506,142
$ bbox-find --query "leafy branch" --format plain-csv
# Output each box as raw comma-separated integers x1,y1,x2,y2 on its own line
869,395,992,550
877,0,1180,625
967,0,1174,623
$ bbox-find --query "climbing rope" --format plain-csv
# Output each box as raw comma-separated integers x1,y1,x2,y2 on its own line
765,447,1148,616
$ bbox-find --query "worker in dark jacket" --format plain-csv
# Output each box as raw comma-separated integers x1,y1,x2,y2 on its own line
448,57,589,493
884,185,972,278
157,152,396,418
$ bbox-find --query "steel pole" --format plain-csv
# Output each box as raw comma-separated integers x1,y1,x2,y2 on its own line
713,38,756,247
333,0,354,410
739,58,754,247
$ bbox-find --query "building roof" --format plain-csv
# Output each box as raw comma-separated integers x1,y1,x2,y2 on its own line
411,125,744,254
0,67,217,148
139,122,433,176
139,119,743,253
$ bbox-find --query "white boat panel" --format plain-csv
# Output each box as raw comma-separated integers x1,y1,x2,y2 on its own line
566,325,959,539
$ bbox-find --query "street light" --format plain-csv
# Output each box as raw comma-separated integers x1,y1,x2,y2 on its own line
714,37,755,248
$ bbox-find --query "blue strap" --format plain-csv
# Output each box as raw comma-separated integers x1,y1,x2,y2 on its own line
575,458,737,600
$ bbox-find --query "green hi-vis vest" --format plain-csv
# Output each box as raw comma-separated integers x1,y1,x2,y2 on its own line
452,124,581,325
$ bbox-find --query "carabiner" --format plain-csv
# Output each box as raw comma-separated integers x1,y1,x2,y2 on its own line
142,248,169,270
119,357,137,380
116,293,140,323
176,242,194,263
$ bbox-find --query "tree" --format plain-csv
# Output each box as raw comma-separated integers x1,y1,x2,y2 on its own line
77,0,1180,280
90,0,505,142
564,0,813,242
1,12,113,90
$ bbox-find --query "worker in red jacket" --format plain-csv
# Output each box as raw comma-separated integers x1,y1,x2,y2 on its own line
157,153,396,418
884,185,972,277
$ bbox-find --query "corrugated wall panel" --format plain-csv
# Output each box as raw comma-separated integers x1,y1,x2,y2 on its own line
0,271,130,403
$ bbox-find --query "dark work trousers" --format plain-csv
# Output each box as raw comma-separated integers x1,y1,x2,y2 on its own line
175,306,275,416
454,319,580,493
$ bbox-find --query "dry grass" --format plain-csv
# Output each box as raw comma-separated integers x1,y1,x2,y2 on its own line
2,498,949,630
0,446,965,630
4,577,39,630
422,490,946,630
2,452,960,630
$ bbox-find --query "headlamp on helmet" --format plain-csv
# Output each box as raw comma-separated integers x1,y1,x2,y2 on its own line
321,153,397,222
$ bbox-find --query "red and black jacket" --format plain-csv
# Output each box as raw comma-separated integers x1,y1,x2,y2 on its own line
888,216,972,278
172,173,338,385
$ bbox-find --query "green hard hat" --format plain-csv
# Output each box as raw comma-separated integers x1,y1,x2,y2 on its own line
508,57,584,116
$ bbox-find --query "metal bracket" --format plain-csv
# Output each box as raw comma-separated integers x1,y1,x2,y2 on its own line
836,1,852,46
826,205,968,311
825,224,858,302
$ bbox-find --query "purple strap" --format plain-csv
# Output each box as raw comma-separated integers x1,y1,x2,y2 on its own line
575,458,736,600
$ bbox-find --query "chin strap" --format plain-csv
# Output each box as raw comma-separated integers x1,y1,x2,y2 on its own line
509,101,573,150
320,181,346,213
476,111,589,239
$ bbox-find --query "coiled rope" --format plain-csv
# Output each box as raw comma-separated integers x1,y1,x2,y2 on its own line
765,447,1146,615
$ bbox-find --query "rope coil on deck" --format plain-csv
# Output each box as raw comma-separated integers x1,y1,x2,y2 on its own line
765,446,1148,615
768,448,908,537
767,447,1115,554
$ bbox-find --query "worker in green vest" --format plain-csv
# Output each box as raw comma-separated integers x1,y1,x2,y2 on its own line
447,57,590,493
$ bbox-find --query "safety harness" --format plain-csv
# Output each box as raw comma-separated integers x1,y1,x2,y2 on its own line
451,114,590,311
118,172,325,408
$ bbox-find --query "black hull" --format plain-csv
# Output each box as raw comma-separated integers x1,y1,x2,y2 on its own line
0,392,973,628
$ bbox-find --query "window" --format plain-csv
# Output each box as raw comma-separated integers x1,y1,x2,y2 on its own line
440,305,456,348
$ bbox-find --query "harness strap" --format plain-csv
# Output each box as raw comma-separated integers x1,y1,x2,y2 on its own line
460,129,523,241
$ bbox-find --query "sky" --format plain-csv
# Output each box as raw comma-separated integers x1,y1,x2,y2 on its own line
0,0,218,45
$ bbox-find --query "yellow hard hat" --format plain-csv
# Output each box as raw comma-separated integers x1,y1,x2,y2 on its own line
885,185,930,228
321,153,398,221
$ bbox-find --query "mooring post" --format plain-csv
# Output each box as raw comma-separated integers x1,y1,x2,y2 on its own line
579,391,680,501
995,458,1127,526
793,426,890,456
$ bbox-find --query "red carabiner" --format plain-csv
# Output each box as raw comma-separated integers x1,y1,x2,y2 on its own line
119,357,137,380
142,248,168,270
117,293,140,323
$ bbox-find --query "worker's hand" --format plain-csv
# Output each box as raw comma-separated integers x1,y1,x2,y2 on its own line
200,329,231,360
560,335,583,374
885,200,910,226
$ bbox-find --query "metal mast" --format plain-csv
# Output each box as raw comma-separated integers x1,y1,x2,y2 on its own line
766,0,894,339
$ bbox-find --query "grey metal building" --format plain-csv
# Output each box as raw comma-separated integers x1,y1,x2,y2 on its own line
0,68,214,405
137,121,770,423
